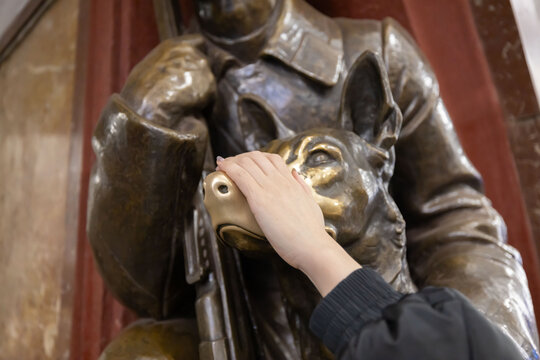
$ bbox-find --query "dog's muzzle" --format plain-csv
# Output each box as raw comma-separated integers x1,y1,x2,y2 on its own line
203,171,272,254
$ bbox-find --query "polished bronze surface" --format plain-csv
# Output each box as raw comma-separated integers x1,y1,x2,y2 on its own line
203,171,269,254
120,36,216,128
88,98,207,319
87,0,539,358
98,318,199,360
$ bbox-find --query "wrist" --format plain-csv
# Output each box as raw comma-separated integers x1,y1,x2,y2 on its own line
298,234,361,297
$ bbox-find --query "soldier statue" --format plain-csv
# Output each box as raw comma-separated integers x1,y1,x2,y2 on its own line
87,0,539,358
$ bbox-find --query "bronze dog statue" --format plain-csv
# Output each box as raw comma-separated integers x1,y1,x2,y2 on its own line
204,128,416,295
203,128,418,358
205,129,416,359
202,55,417,356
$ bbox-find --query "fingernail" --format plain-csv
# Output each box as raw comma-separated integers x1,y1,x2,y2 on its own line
216,156,224,163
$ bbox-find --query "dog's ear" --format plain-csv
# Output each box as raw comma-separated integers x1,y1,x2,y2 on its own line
340,51,402,154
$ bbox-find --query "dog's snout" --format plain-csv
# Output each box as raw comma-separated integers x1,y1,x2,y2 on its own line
203,172,234,199
203,171,266,251
203,171,242,212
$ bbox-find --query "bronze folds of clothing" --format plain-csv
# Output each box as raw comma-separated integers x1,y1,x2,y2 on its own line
88,0,539,358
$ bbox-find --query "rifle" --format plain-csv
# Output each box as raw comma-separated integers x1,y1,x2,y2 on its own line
153,2,259,358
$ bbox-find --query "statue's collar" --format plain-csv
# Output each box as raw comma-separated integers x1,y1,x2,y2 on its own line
262,0,343,86
204,0,343,86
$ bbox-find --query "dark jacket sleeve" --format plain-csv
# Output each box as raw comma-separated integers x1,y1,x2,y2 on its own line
309,268,524,360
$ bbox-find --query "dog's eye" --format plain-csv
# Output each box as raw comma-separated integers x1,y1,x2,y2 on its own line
308,150,334,166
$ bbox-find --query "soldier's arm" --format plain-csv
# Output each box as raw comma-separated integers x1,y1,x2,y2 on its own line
381,18,538,356
120,35,216,128
87,36,214,319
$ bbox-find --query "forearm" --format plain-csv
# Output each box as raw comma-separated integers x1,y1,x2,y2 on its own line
119,36,215,128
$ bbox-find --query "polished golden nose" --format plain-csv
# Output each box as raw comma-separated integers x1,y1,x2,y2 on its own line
203,171,265,245
204,172,233,200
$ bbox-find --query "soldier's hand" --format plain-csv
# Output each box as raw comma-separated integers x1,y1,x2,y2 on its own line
121,36,216,128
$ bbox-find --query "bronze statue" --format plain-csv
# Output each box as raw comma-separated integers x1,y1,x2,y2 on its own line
89,0,539,358
204,52,416,292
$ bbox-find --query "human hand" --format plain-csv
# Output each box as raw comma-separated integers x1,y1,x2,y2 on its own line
216,151,360,296
121,36,216,128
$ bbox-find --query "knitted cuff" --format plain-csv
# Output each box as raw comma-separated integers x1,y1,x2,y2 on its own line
309,268,403,353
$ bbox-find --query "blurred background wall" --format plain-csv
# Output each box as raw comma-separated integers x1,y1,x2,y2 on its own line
0,0,538,359
0,0,79,359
